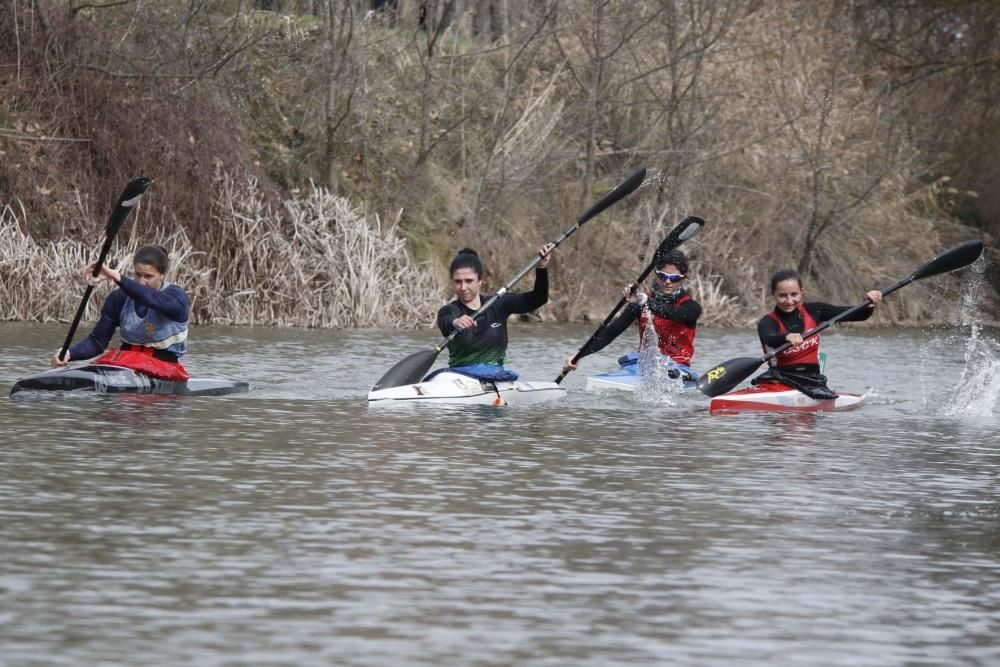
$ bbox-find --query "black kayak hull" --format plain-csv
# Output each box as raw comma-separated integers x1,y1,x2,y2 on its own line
10,365,249,397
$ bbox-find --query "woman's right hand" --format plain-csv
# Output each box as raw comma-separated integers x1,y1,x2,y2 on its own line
785,333,804,346
81,262,121,284
51,351,70,368
452,315,477,332
563,355,578,371
624,284,648,306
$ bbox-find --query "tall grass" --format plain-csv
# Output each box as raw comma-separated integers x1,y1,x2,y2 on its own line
0,174,441,327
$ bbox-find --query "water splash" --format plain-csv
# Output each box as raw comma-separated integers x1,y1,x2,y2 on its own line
938,254,1000,418
632,311,687,406
638,168,669,191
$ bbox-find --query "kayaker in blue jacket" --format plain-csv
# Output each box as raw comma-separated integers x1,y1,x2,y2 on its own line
51,245,191,380
754,268,882,399
434,244,553,380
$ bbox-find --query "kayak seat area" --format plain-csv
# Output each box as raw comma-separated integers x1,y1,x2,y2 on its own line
616,352,699,383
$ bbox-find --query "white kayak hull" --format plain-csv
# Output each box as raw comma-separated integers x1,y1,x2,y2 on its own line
709,384,864,414
368,371,566,406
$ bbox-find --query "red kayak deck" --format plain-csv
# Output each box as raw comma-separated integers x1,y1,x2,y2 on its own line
709,383,864,414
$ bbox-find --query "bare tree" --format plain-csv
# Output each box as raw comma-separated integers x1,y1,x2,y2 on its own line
321,0,357,192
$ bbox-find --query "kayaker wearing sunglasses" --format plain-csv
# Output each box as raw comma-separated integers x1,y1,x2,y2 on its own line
753,268,882,399
562,249,701,373
432,244,553,382
50,244,190,381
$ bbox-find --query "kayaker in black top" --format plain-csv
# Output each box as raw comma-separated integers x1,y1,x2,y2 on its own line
435,245,552,376
561,249,701,372
754,268,882,399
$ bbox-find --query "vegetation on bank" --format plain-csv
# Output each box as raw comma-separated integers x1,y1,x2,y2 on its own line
1,1,997,328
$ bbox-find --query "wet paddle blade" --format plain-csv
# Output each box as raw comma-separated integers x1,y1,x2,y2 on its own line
106,176,153,237
654,216,704,264
910,239,985,282
696,356,765,397
576,168,647,226
371,349,440,391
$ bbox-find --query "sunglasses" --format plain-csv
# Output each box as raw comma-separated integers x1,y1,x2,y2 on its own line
655,271,685,283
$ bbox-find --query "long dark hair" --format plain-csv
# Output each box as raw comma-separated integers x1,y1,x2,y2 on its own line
449,248,483,277
133,244,170,274
769,268,802,293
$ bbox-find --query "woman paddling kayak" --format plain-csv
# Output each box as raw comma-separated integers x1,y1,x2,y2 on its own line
51,244,190,381
753,268,882,399
561,249,702,377
434,244,553,381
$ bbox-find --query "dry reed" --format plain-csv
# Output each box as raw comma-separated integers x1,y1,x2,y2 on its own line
0,174,441,328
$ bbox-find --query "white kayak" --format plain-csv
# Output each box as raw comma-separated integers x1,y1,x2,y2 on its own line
367,370,566,406
709,383,864,414
585,353,699,394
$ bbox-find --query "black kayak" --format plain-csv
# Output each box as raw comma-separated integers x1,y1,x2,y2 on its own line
10,364,249,398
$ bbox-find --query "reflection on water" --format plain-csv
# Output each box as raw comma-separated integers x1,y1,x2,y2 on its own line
1,322,999,666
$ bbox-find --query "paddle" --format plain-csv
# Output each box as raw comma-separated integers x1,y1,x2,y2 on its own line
57,177,153,362
553,215,705,383
696,239,986,398
371,168,649,391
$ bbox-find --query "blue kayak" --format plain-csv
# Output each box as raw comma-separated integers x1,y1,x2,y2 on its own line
585,352,699,393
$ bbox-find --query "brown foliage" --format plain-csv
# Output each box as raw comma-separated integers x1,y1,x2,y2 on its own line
1,0,997,329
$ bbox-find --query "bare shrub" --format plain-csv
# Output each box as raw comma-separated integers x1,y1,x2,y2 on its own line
195,174,440,327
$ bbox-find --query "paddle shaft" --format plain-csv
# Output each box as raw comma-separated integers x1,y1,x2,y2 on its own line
58,177,152,360
58,226,126,360
553,266,654,384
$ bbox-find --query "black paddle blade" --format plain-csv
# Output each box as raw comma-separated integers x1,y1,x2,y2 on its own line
106,176,153,236
371,348,440,391
576,168,647,226
910,239,985,282
654,216,704,264
696,356,765,397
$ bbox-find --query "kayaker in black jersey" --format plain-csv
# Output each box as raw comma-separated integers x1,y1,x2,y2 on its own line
50,245,191,381
434,244,553,381
754,268,882,399
561,249,701,378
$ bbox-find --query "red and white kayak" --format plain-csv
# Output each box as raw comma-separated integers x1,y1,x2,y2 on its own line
709,383,864,414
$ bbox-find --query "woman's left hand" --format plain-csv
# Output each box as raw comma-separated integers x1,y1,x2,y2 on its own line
537,243,554,269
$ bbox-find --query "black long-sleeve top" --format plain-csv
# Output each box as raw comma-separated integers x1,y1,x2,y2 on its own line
435,268,548,366
757,302,875,349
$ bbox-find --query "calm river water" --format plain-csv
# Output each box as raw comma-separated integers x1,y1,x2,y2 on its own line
1,319,998,666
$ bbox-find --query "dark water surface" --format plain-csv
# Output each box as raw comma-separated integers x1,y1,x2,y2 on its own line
1,322,998,666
